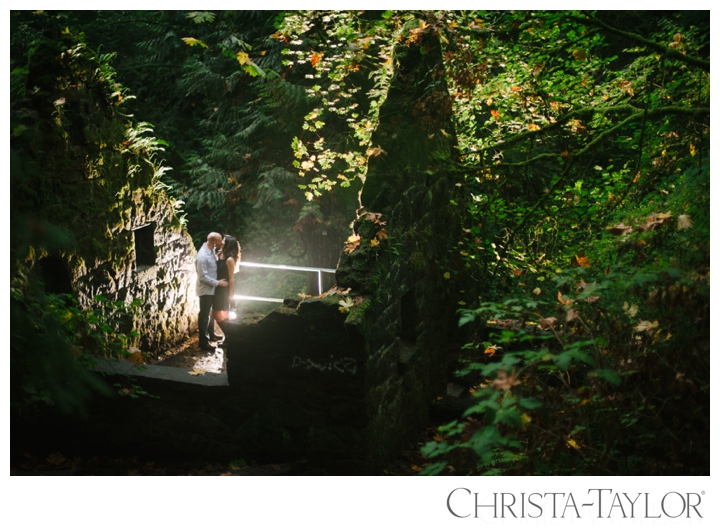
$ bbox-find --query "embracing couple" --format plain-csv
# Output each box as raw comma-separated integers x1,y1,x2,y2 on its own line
195,232,241,351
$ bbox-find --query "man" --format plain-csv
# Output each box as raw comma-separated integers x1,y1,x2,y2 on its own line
195,232,228,351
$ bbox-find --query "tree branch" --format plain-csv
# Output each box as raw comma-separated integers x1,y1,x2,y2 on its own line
567,13,710,72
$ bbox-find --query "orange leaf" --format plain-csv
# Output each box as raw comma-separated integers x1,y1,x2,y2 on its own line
575,255,591,267
310,52,323,67
490,109,501,121
484,347,497,356
557,292,573,305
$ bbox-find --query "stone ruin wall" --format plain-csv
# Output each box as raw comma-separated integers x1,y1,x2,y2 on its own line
57,187,200,354
13,35,198,354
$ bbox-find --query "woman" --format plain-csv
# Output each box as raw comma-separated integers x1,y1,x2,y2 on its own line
212,235,241,323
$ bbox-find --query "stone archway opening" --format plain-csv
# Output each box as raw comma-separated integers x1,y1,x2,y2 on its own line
35,255,73,296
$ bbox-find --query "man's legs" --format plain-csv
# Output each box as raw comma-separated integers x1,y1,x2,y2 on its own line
198,295,214,348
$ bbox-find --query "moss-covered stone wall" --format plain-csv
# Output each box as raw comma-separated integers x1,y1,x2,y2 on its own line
334,33,463,469
11,31,198,353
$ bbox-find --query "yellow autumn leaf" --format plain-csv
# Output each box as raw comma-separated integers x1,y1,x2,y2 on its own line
566,438,581,450
622,302,639,318
521,413,532,430
370,238,380,247
188,368,206,376
689,143,696,156
443,272,451,280
181,37,208,48
527,123,541,131
236,51,250,65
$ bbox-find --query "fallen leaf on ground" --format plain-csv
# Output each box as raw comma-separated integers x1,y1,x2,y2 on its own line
188,368,206,376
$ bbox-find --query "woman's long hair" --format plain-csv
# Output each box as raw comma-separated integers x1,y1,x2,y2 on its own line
222,235,240,261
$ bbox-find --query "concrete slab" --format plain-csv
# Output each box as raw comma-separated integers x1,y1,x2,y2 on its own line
91,357,229,386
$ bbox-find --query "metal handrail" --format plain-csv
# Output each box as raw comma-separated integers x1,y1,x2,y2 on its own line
233,261,336,303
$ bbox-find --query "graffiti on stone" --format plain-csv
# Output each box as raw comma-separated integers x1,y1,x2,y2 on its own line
291,355,357,375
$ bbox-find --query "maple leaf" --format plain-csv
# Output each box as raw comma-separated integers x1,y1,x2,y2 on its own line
188,368,206,376
490,368,521,391
622,302,639,318
338,298,354,313
443,272,451,280
375,227,389,240
310,52,323,67
532,287,541,295
484,345,498,356
575,255,591,267
344,234,362,253
635,320,659,333
527,123,541,131
677,214,693,230
370,238,380,247
364,212,386,225
236,51,250,65
490,109,501,121
366,146,387,157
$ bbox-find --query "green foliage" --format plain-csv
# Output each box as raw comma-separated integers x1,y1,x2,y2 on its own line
11,268,143,415
412,10,710,476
